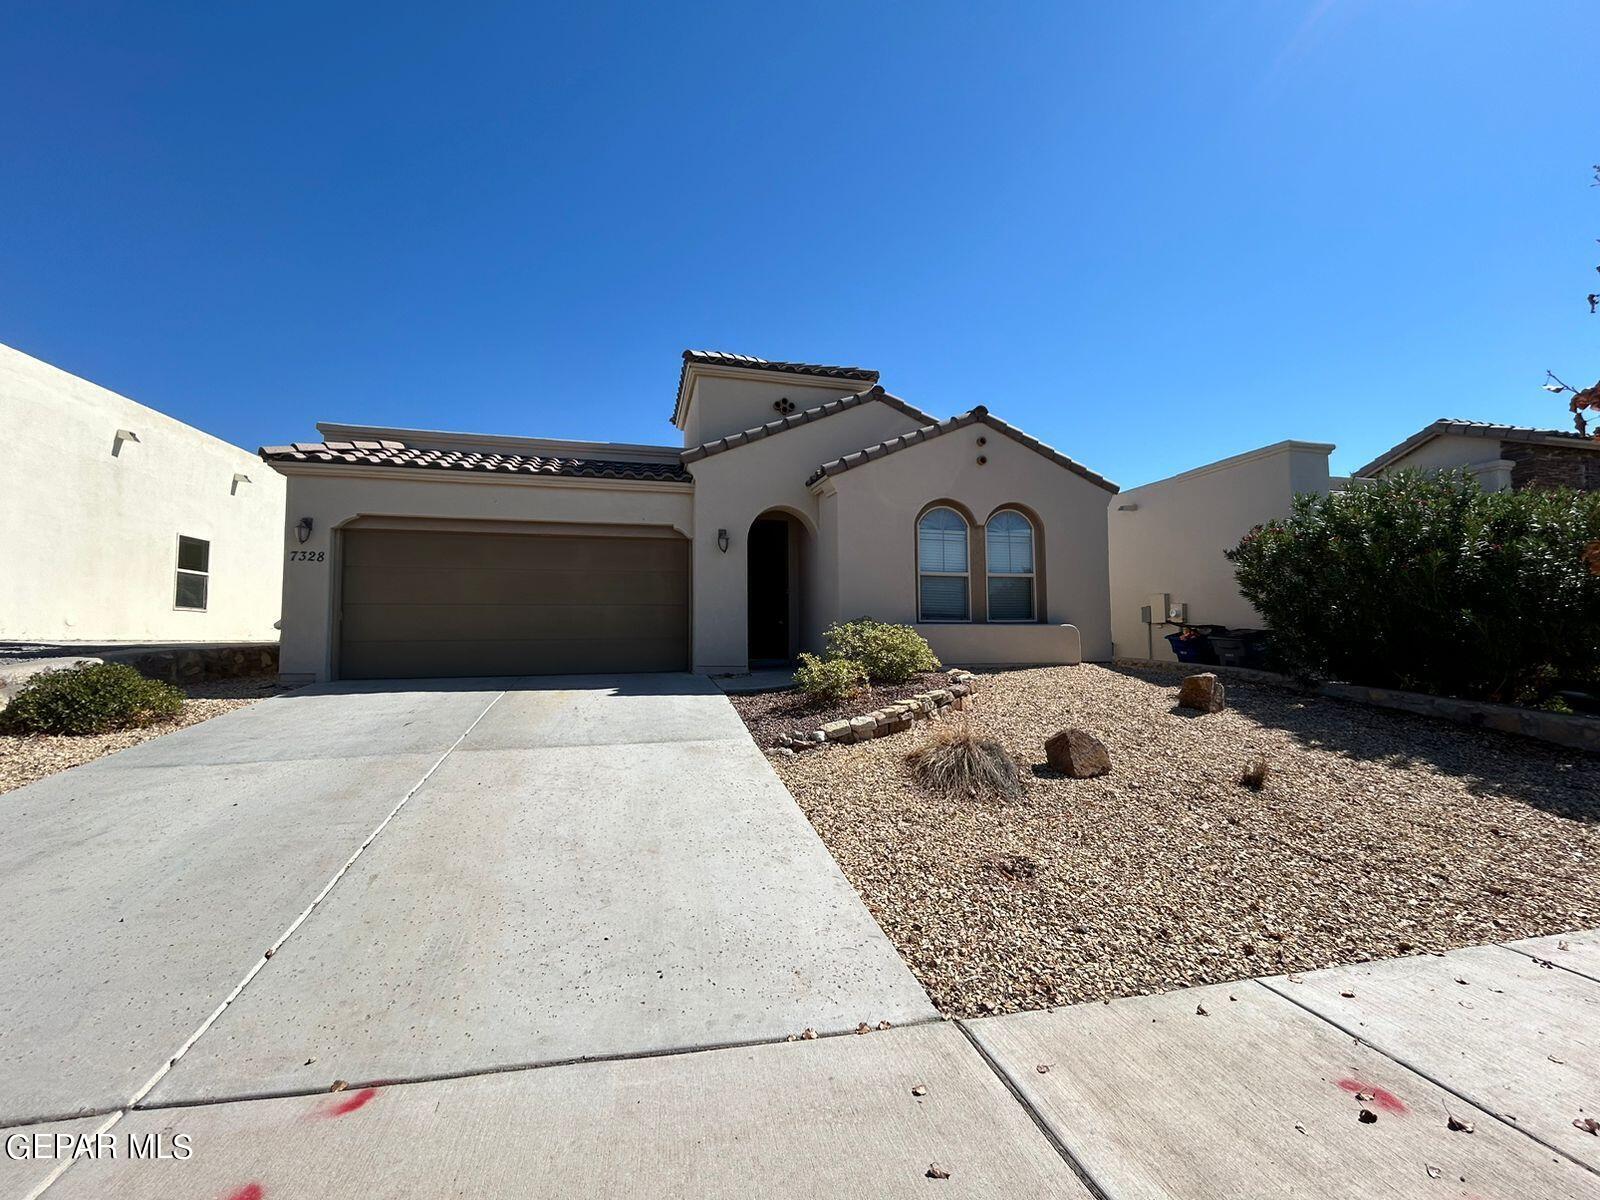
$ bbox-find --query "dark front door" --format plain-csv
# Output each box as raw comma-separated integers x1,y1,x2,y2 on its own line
747,518,790,664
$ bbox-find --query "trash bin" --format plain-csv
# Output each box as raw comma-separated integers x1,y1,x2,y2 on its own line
1165,626,1221,665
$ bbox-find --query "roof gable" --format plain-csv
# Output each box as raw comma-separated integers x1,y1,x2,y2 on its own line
805,406,1118,493
680,386,935,464
672,349,879,427
1353,418,1600,478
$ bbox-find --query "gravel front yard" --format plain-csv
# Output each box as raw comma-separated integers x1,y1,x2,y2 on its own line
0,676,295,795
769,663,1600,1018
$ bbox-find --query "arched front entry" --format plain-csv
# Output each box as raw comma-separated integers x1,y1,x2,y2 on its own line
747,508,810,666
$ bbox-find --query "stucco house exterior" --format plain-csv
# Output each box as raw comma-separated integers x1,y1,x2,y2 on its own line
0,342,285,645
262,350,1118,682
1353,418,1600,493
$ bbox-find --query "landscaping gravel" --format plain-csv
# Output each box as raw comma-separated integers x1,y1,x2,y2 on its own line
0,675,295,795
769,662,1600,1018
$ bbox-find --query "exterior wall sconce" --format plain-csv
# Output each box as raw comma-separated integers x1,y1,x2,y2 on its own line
295,517,314,544
716,529,729,553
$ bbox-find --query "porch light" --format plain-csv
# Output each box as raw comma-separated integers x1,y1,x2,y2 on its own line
296,517,314,544
717,528,729,553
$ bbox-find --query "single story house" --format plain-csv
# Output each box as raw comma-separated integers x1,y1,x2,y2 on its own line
1,342,285,645
1353,418,1600,492
262,350,1118,682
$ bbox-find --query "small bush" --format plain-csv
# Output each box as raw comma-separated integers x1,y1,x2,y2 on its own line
905,720,1022,799
794,653,867,703
1,663,185,736
1227,469,1600,705
824,618,940,684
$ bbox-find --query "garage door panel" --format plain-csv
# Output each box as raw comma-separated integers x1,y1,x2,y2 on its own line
339,528,690,678
343,602,689,643
340,637,689,679
341,566,689,608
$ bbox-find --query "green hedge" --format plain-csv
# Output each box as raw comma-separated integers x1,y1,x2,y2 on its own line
1,663,185,736
1226,469,1600,704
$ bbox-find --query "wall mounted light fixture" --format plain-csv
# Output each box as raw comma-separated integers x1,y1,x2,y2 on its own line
295,517,314,544
716,528,729,553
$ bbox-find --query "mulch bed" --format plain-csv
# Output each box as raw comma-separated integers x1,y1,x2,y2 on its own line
729,673,950,748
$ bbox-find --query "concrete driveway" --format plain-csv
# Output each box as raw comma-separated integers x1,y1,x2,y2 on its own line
0,674,935,1127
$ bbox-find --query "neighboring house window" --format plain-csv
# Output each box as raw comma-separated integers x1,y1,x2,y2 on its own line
175,536,210,611
917,506,969,621
985,510,1035,621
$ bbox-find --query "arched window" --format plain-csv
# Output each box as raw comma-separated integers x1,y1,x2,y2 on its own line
917,506,969,621
985,510,1035,621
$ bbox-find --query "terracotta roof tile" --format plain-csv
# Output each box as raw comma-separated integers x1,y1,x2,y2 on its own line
673,349,879,424
679,386,937,464
804,406,1119,494
259,440,691,483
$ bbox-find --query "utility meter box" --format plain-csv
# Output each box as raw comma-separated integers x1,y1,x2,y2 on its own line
1141,593,1187,625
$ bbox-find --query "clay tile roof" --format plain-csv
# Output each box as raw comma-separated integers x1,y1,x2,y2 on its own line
259,440,692,483
679,386,938,464
804,406,1119,493
1352,418,1600,478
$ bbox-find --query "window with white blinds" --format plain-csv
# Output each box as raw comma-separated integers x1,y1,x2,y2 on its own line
985,510,1035,621
917,506,969,621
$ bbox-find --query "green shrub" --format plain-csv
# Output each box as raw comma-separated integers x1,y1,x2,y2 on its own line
1,663,185,735
1226,469,1600,704
794,653,866,703
823,619,940,684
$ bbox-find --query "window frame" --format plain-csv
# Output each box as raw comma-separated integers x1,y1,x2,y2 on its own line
174,535,211,612
916,505,971,623
984,509,1036,623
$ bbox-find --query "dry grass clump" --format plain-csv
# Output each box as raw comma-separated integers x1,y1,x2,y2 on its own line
904,718,1022,799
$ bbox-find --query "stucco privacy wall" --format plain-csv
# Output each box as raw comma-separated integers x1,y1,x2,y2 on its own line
817,422,1115,662
274,468,692,681
0,342,285,642
686,396,927,673
1107,440,1334,662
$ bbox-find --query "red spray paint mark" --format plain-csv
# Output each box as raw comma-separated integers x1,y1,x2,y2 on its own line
324,1087,378,1117
223,1185,264,1200
1337,1079,1407,1115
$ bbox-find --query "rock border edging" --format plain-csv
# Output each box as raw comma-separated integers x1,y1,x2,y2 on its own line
775,670,977,754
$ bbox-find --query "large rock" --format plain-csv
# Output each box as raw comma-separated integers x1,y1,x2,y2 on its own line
1177,672,1227,713
1043,729,1111,778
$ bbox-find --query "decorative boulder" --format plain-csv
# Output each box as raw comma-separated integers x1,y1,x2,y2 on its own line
1178,672,1227,713
1043,728,1111,778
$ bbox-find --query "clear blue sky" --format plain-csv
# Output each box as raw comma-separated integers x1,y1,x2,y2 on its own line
3,2,1595,486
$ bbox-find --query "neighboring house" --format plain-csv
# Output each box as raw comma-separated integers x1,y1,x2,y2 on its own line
261,350,1118,682
0,343,285,644
1353,419,1600,492
1107,440,1337,662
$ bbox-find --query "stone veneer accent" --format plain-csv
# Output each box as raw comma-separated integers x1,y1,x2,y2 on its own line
775,670,977,753
1502,441,1600,492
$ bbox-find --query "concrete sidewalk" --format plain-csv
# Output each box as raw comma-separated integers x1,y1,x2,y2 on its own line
14,933,1599,1198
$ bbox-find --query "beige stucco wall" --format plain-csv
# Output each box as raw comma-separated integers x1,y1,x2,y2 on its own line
685,398,927,673
816,424,1115,663
272,467,693,681
0,342,285,643
1107,440,1333,662
679,369,867,447
1368,434,1514,491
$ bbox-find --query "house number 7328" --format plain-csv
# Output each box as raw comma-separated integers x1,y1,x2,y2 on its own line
287,550,325,562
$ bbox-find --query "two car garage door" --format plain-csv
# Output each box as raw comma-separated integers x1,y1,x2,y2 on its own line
338,527,690,679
